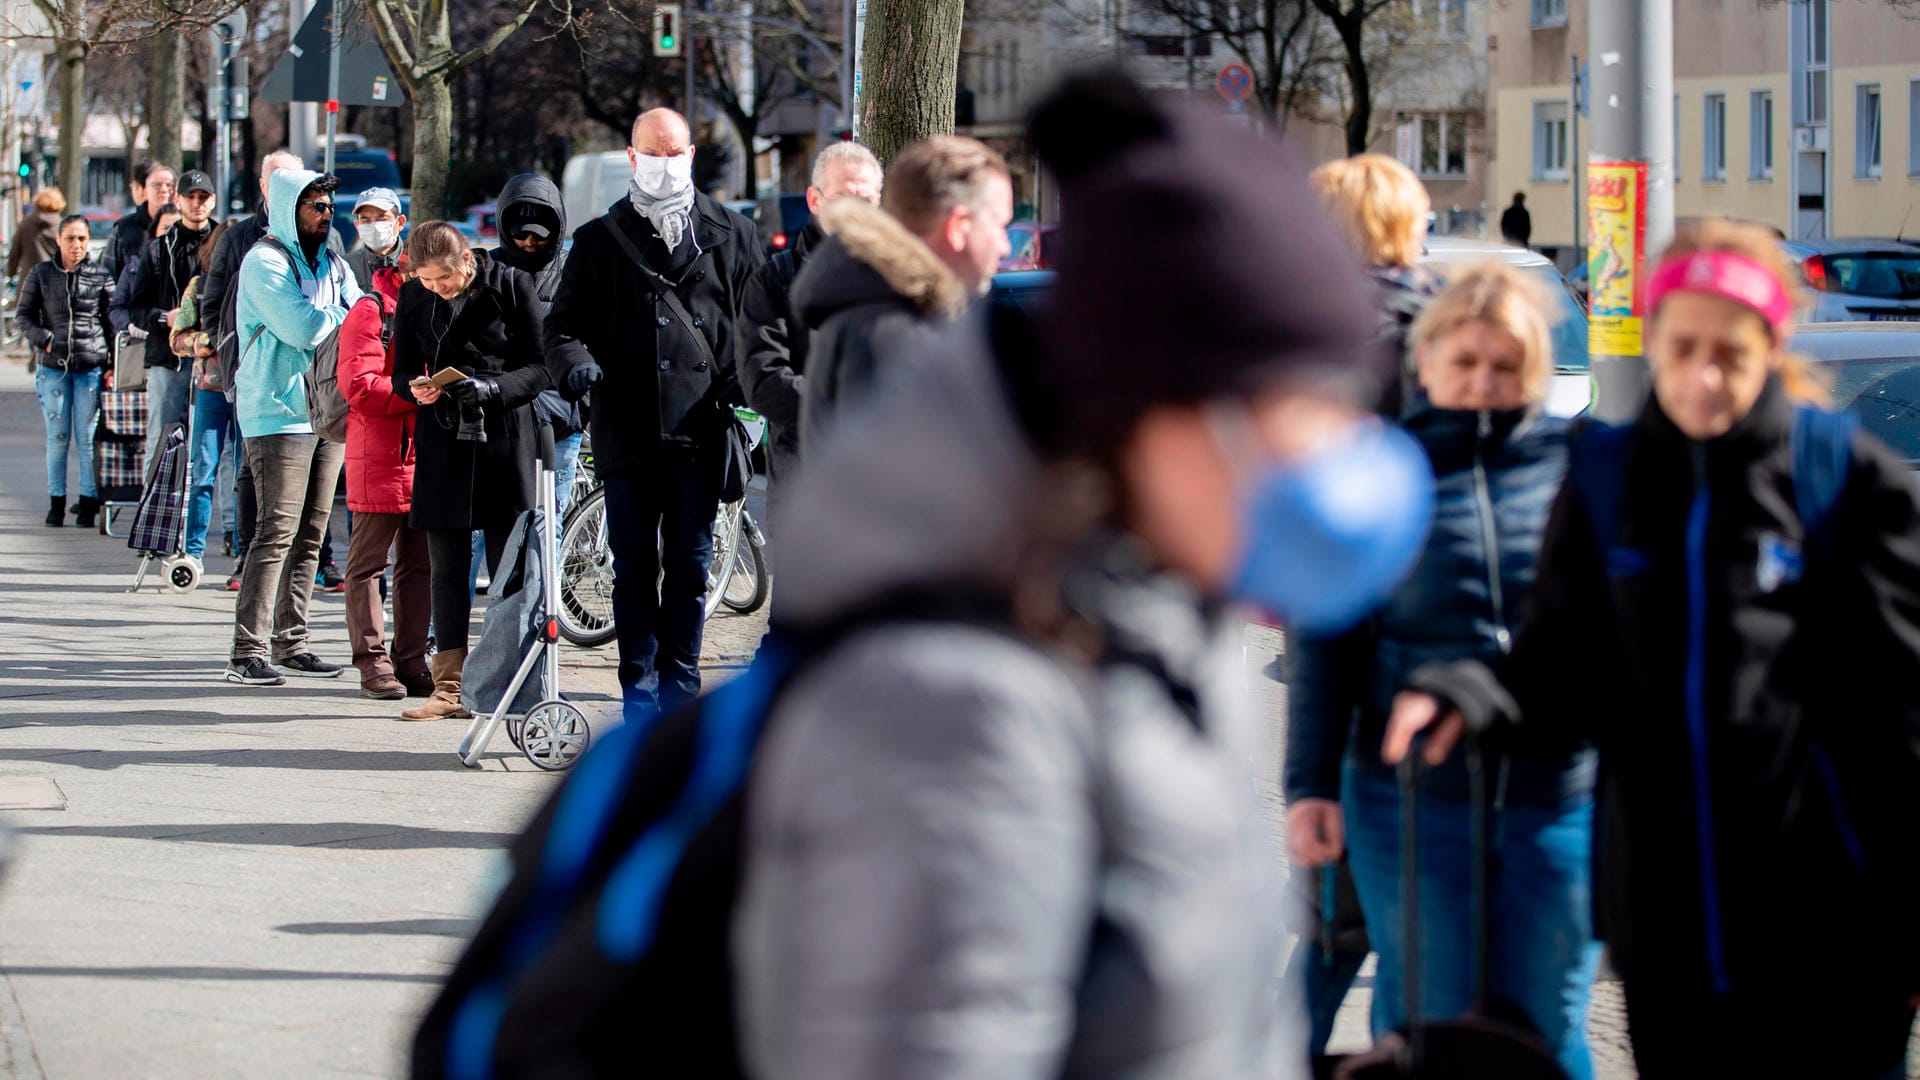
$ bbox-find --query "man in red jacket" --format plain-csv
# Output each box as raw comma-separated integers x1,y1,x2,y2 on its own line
338,263,432,701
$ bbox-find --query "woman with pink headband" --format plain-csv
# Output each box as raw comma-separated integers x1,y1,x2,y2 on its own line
1381,219,1920,1078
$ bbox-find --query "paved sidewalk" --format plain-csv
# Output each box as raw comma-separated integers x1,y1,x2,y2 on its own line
0,358,766,1077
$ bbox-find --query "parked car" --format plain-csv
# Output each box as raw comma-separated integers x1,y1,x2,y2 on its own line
79,206,116,258
325,134,405,249
757,192,810,255
1794,322,1920,465
1783,239,1920,322
999,222,1062,271
989,269,1055,313
561,151,629,239
1420,236,1593,417
462,203,498,240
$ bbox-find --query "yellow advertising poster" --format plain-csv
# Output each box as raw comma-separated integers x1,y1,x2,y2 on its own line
1586,162,1648,357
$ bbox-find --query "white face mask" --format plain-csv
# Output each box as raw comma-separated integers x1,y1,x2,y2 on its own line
357,219,399,252
632,151,694,200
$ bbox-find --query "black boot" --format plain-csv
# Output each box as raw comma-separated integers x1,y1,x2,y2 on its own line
72,495,99,530
45,496,65,527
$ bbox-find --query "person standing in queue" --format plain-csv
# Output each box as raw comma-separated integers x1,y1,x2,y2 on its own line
103,162,174,281
16,213,113,527
8,187,66,282
489,172,584,511
545,108,762,717
1384,220,1920,1079
346,187,408,294
394,221,550,721
130,169,218,475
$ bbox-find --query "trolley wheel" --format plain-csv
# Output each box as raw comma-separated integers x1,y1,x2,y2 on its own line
163,556,200,594
506,713,526,751
520,700,590,771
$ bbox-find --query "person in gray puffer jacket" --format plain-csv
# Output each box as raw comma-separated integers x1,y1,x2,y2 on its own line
731,70,1421,1080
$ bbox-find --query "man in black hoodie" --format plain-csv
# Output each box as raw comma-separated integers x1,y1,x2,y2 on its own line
130,169,216,474
794,135,1012,451
493,172,585,507
736,141,882,496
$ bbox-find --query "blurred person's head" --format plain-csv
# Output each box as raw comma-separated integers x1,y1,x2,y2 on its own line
32,187,65,215
408,221,477,300
128,159,154,204
56,214,88,268
259,150,304,205
143,166,178,218
1646,219,1825,440
882,135,1013,296
1311,154,1429,269
1028,71,1429,633
153,204,181,238
1511,192,1526,207
1411,261,1555,411
807,141,883,215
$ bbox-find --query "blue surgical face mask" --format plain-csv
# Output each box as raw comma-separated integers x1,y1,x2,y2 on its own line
1223,418,1434,636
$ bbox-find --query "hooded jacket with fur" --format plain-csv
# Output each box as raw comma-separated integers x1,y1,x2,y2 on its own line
792,199,968,451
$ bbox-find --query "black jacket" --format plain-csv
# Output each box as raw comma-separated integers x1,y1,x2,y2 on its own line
102,204,153,281
1457,381,1920,1014
794,200,967,450
1500,203,1532,247
16,254,114,370
129,221,212,370
736,219,823,485
545,192,762,476
394,251,551,531
346,243,403,295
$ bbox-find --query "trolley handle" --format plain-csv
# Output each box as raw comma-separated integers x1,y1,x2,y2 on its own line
537,420,557,472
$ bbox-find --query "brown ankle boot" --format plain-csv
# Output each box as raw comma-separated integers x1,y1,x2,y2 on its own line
401,648,471,721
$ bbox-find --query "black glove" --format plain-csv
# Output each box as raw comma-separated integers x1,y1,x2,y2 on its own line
566,362,603,400
446,375,499,405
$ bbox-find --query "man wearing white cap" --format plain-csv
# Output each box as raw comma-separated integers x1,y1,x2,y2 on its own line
346,187,407,294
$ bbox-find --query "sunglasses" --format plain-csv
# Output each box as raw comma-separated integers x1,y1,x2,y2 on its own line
300,200,336,215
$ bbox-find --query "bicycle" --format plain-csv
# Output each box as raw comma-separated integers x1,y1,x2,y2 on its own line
555,410,770,648
3,277,24,349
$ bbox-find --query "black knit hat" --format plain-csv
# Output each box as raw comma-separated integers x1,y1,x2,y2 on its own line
1028,70,1387,449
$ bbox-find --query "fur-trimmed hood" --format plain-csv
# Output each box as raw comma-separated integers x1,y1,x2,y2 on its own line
792,199,968,330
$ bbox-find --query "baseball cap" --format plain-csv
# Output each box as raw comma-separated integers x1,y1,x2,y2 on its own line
178,170,215,197
515,222,552,239
353,187,402,214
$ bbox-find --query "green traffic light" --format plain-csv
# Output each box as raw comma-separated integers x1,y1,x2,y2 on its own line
15,163,26,178
661,35,674,47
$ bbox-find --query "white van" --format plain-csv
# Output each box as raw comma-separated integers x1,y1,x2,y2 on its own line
561,151,632,238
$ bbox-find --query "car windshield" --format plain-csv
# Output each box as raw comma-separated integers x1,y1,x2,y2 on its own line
1523,262,1590,372
1822,355,1920,462
87,219,114,239
1822,254,1920,300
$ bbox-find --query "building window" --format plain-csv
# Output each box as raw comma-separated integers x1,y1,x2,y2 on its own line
1704,93,1727,180
1533,101,1569,181
1399,112,1469,177
1531,0,1567,29
1413,0,1466,37
1857,84,1882,177
1910,80,1920,176
1751,90,1774,179
1803,0,1829,126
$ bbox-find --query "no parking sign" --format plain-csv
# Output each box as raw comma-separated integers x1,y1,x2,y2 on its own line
1217,63,1253,102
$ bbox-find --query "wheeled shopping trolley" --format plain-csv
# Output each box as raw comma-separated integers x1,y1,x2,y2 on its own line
125,420,199,594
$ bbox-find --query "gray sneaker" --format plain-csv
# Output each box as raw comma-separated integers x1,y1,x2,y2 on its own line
225,658,287,686
278,653,344,678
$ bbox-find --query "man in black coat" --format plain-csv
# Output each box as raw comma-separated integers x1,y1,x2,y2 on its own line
736,141,882,498
103,161,173,281
546,108,763,715
1500,192,1532,249
129,169,216,473
795,135,1012,450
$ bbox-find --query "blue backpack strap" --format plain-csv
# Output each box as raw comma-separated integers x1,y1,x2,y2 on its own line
1790,404,1857,546
1568,418,1637,567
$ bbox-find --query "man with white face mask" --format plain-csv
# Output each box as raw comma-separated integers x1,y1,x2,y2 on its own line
546,107,763,718
346,187,407,293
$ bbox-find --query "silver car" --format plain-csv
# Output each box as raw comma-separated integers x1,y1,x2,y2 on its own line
1795,322,1920,465
1782,240,1920,323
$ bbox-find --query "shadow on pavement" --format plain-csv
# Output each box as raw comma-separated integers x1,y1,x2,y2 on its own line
276,918,478,938
0,709,301,728
0,748,473,772
14,821,516,849
0,964,443,983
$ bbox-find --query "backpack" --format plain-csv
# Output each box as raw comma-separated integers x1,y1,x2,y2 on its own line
306,292,392,443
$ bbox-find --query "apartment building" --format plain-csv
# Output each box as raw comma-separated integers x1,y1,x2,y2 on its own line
1492,0,1920,264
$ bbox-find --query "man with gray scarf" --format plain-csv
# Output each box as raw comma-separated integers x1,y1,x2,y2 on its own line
546,107,762,717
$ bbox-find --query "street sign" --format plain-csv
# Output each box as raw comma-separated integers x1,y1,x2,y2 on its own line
1217,63,1252,102
261,0,406,108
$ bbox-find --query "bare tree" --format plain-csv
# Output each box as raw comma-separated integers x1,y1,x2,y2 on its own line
362,0,571,218
1129,0,1339,129
1307,0,1407,154
88,40,149,192
859,0,966,163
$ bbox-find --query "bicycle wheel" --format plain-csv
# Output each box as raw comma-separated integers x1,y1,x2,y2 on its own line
556,486,617,647
721,519,769,614
704,500,744,619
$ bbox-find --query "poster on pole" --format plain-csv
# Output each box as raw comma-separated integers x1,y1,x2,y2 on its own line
1586,161,1647,357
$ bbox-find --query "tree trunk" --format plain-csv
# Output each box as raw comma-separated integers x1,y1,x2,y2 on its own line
858,0,966,165
151,34,189,170
57,36,86,210
1340,19,1369,154
410,76,453,219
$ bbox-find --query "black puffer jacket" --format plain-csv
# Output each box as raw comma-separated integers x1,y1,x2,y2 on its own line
794,199,968,450
546,192,761,475
129,221,212,369
393,250,551,531
102,204,153,281
1451,380,1920,1027
737,218,824,484
16,254,114,370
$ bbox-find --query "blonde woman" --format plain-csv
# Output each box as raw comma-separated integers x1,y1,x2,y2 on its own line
1286,261,1600,1076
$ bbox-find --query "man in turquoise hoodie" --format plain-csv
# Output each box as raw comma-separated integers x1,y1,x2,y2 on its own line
225,169,362,686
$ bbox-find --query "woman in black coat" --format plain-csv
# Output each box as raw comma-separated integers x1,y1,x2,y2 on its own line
393,221,551,721
18,213,115,527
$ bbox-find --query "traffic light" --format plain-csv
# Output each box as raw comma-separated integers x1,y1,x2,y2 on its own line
653,4,682,57
15,163,27,179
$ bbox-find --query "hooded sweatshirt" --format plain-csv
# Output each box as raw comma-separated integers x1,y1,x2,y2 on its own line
234,169,361,438
490,172,568,309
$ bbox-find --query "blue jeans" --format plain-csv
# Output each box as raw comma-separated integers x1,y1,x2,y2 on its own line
185,389,237,558
34,364,102,499
1343,760,1602,1080
603,448,718,717
144,363,192,481
554,430,584,516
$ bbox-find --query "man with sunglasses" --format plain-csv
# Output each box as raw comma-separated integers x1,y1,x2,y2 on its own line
129,169,218,475
224,169,361,686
